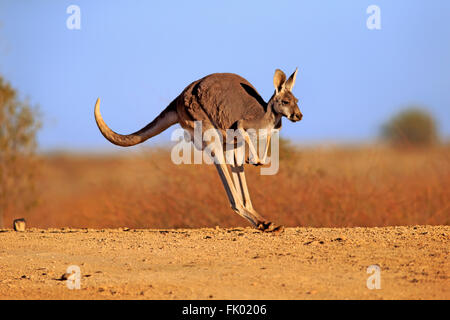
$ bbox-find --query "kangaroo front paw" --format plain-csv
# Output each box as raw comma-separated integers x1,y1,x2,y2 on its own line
257,221,285,234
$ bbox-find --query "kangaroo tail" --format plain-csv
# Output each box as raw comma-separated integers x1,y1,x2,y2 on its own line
94,98,179,147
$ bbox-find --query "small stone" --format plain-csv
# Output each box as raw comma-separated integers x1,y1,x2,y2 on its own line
13,218,26,232
60,272,76,281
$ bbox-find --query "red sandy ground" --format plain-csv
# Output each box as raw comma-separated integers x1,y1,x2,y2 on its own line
0,225,448,299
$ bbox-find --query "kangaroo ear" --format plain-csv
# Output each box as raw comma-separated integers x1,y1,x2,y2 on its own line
273,69,286,94
284,68,298,91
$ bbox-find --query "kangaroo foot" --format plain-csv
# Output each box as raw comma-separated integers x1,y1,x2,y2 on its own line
245,157,265,166
257,221,285,234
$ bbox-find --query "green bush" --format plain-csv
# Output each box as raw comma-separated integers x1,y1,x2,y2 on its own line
381,108,438,147
0,76,41,228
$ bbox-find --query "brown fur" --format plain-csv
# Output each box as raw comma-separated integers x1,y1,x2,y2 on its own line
95,70,301,145
94,69,302,231
177,73,266,130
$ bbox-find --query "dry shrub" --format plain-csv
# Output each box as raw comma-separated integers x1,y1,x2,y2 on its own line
13,143,450,229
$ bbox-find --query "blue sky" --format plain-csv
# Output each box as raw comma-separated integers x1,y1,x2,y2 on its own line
0,1,449,150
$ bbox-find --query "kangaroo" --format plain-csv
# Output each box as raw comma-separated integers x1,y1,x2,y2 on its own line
94,68,302,232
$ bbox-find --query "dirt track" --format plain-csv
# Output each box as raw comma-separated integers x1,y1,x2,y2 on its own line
0,225,448,299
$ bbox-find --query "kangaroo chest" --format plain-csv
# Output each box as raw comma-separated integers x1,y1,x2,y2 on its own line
241,112,282,132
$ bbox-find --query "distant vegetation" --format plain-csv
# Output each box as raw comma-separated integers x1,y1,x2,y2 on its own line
0,76,41,228
381,108,439,147
278,137,296,161
9,145,449,229
1,89,448,229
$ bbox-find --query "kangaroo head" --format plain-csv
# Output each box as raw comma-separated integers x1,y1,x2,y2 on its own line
271,68,302,122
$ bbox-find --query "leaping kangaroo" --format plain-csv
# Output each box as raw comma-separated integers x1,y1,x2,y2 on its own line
94,69,302,232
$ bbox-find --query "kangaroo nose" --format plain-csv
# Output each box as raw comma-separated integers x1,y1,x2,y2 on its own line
289,112,303,122
293,112,302,121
